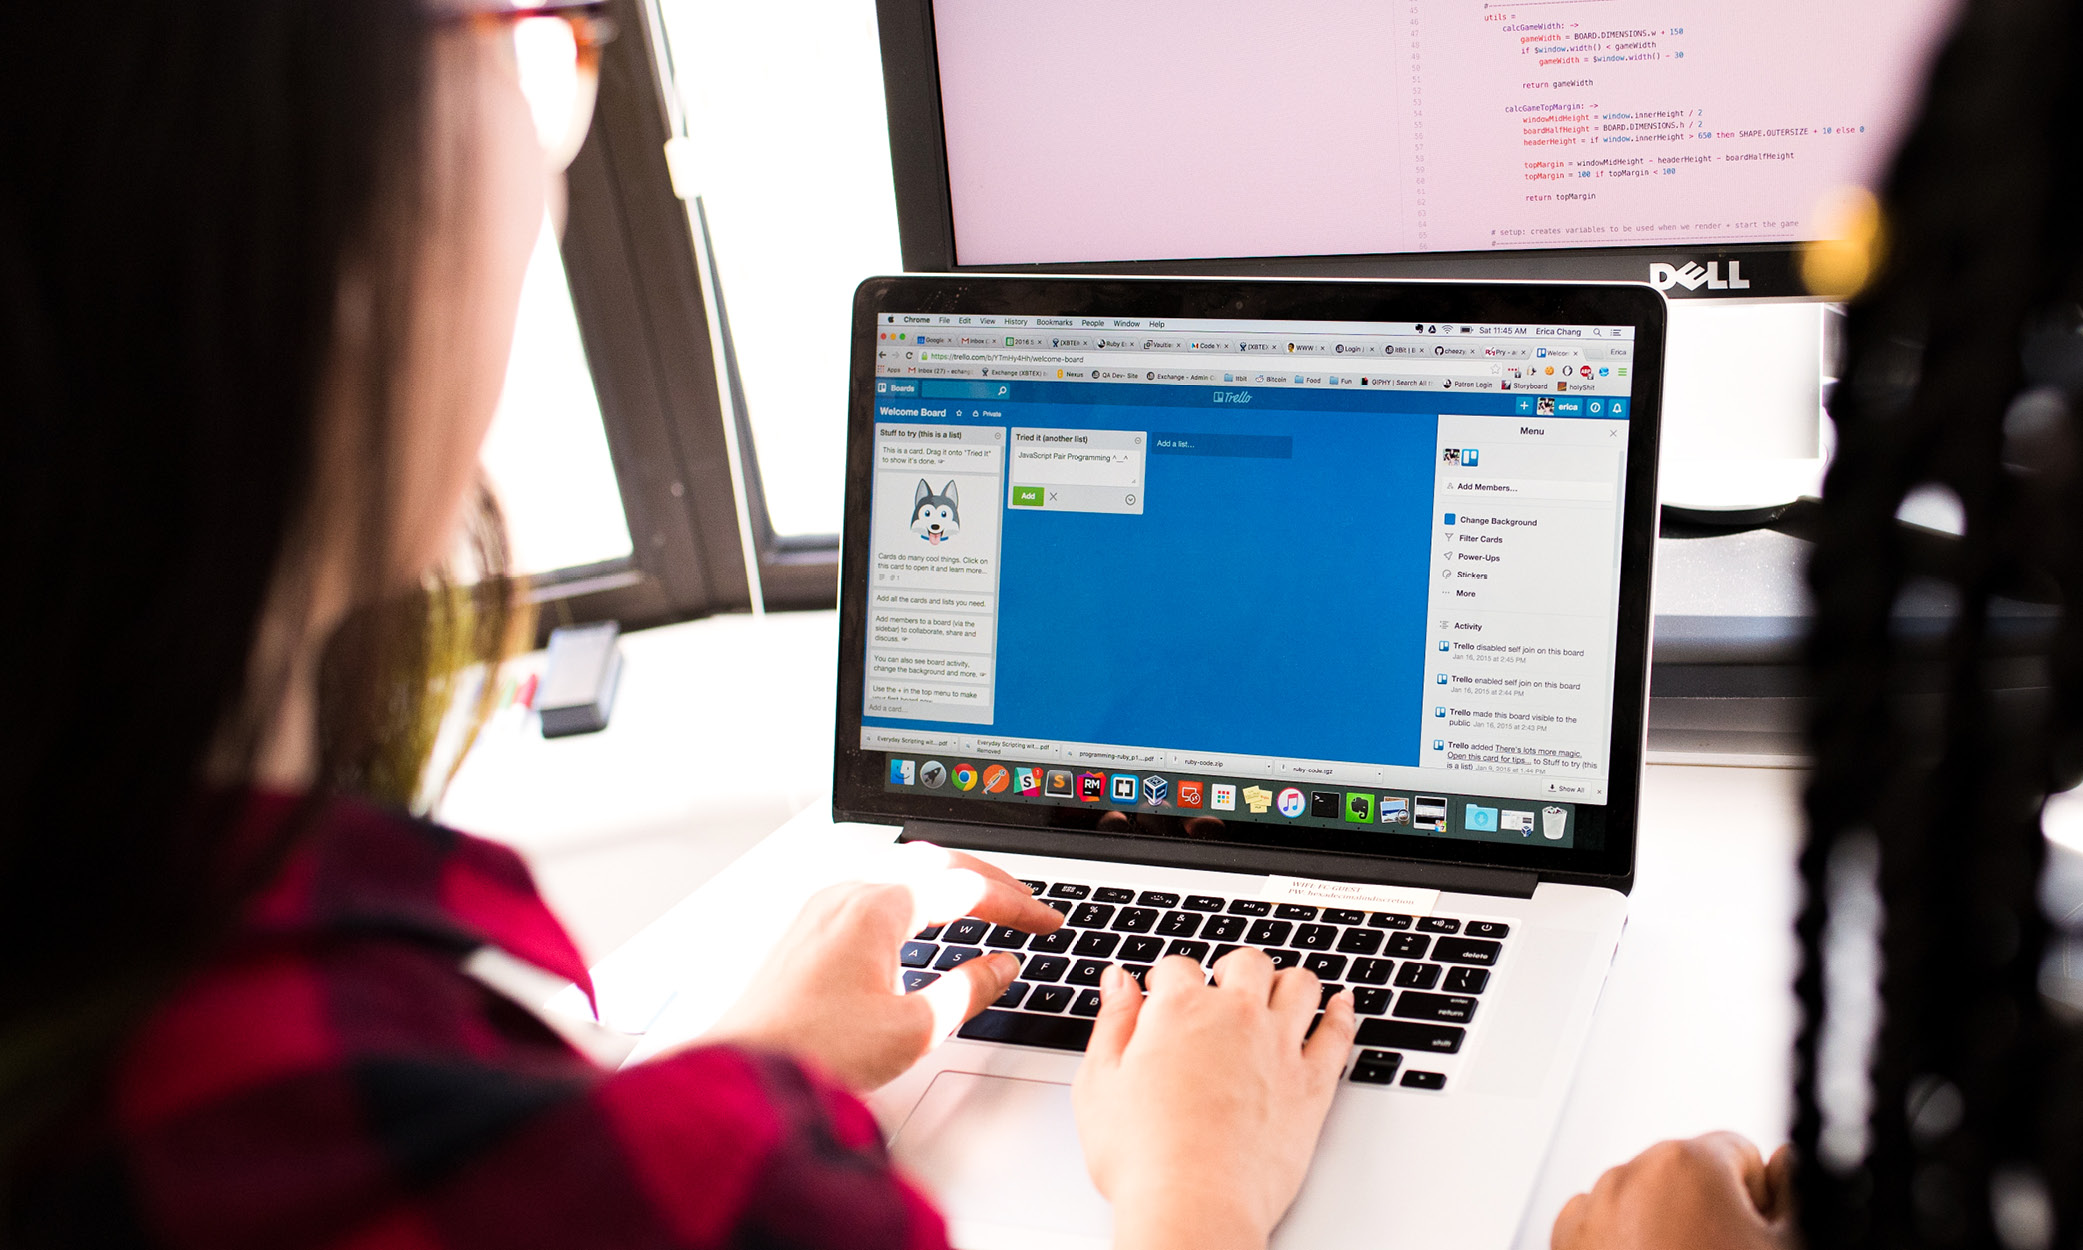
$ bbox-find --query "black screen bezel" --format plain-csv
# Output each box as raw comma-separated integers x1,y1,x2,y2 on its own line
831,274,1665,891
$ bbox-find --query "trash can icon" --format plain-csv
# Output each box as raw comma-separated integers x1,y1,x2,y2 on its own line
1541,806,1567,840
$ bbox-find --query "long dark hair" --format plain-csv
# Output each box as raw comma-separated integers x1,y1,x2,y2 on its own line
1796,0,2083,1244
0,0,521,1173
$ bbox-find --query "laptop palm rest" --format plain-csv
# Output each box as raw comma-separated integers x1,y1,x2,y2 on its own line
889,1071,1113,1247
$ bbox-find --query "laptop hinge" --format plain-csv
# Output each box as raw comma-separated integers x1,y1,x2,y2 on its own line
898,820,1539,900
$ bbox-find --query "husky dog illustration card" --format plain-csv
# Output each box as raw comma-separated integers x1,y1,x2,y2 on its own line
911,480,961,545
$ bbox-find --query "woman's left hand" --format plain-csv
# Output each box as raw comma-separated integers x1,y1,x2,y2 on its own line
701,843,1064,1090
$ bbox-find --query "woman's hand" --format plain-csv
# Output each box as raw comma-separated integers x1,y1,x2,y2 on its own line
1552,1132,1797,1250
1073,950,1357,1250
702,844,1064,1091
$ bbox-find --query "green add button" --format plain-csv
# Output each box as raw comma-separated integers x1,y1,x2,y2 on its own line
1012,486,1045,507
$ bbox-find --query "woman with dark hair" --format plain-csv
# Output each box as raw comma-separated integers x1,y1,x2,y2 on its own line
1556,0,2083,1246
0,2,1356,1247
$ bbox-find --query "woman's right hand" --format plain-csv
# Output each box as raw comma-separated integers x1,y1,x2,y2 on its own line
1072,950,1357,1250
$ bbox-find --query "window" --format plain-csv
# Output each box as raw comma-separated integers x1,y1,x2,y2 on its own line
655,0,903,538
481,214,634,577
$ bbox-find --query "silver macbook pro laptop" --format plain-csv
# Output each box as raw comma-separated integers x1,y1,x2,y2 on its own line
833,274,1665,1249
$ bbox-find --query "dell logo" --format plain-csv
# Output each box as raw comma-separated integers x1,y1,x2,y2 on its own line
1649,260,1752,292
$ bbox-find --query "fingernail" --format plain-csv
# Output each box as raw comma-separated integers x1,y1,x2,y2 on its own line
1100,965,1123,996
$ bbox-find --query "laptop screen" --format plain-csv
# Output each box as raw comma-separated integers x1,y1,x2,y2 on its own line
841,283,1656,870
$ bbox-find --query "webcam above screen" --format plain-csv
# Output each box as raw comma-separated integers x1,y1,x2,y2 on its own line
875,0,1956,299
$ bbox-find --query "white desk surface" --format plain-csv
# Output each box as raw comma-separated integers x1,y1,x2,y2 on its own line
569,760,1806,1250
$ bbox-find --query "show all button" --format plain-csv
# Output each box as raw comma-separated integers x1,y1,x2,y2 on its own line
1012,485,1046,508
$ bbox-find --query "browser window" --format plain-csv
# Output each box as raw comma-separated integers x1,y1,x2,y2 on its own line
863,312,1638,850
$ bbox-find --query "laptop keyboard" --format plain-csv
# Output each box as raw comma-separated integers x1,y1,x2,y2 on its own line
903,878,1509,1092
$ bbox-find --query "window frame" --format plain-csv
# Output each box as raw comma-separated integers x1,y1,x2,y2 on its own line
528,0,840,634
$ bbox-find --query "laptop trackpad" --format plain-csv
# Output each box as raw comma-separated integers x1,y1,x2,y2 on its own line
889,1071,1113,1246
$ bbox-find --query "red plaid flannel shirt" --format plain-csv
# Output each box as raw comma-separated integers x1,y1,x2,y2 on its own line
23,796,949,1250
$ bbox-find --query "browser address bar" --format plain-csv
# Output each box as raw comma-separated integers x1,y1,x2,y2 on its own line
914,350,1507,378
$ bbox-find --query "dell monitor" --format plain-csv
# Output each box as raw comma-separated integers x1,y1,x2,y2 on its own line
875,0,1956,295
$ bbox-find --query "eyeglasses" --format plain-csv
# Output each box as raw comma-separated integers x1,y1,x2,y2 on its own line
447,1,618,172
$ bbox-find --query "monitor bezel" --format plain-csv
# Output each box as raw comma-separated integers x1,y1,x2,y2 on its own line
874,0,1819,301
831,273,1665,892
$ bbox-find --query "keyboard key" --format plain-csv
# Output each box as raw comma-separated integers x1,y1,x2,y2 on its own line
1095,887,1138,904
1369,912,1414,930
1401,1070,1447,1090
1337,928,1385,956
1029,929,1076,955
1071,989,1104,1017
1303,953,1348,980
1395,992,1478,1023
935,946,986,971
1069,958,1111,986
1385,933,1432,959
1137,891,1181,908
1112,907,1159,934
1024,986,1076,1015
1045,900,1074,917
1048,883,1091,900
1349,958,1394,985
1355,1019,1466,1053
1323,908,1367,926
1349,1049,1403,1084
1118,935,1166,963
1352,987,1392,1015
1228,899,1272,916
1183,895,1226,912
1393,962,1443,990
994,981,1032,1009
1166,939,1212,962
1073,932,1120,959
1274,904,1319,921
1025,955,1070,983
902,970,940,992
1466,921,1510,939
1265,949,1301,970
1020,880,1046,895
1211,944,1243,964
913,926,944,941
1069,903,1115,929
1157,911,1203,938
1416,917,1461,935
986,926,1029,949
1294,924,1337,951
1124,964,1152,989
1203,915,1249,942
1246,919,1293,946
1319,983,1344,1008
1431,937,1502,967
957,1009,1092,1050
1444,966,1490,994
900,941,938,968
946,918,991,944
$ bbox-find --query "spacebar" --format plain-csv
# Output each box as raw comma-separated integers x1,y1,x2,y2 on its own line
957,1010,1094,1051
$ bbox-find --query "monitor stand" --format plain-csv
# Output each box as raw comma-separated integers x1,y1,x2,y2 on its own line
1648,300,1833,760
1656,301,1830,516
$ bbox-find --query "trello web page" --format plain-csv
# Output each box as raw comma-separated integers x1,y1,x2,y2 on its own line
863,312,1638,851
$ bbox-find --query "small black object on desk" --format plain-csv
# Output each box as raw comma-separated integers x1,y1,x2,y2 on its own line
539,621,623,738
